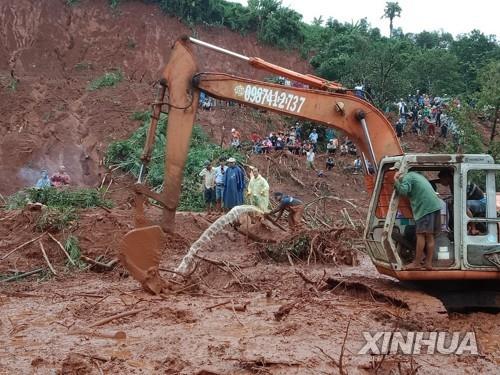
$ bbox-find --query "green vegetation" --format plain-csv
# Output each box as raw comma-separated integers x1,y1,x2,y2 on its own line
106,113,242,211
6,187,112,210
477,61,500,145
382,2,402,38
66,0,79,6
65,235,86,268
8,78,17,91
87,70,123,91
35,206,77,232
6,188,112,232
109,0,121,9
129,110,150,122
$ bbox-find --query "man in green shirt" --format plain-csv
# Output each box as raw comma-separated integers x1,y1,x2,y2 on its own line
393,164,442,269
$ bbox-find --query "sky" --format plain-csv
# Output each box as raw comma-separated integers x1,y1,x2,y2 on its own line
231,0,500,38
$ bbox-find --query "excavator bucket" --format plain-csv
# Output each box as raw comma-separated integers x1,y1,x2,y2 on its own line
119,225,166,294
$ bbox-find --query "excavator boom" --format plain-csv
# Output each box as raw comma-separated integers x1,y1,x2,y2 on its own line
194,73,402,165
153,36,401,231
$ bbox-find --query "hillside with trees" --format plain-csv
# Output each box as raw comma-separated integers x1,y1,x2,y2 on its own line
141,0,499,155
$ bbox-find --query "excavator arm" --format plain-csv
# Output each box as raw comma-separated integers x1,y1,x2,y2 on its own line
193,73,402,164
151,36,402,232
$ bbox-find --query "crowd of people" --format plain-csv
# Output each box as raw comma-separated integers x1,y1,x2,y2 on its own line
394,92,460,140
229,125,367,176
198,157,304,230
34,166,71,189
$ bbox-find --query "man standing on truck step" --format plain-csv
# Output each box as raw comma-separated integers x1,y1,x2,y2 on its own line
393,163,442,270
199,160,216,213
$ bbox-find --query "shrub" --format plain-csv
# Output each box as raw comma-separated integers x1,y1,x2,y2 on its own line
106,113,243,211
36,207,77,232
87,70,123,91
6,187,112,210
65,235,86,268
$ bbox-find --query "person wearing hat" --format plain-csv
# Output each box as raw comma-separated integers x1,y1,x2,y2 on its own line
266,192,304,230
199,160,216,213
223,157,245,211
393,163,442,269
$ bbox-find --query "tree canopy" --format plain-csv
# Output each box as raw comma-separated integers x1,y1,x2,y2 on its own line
382,1,402,38
123,0,500,107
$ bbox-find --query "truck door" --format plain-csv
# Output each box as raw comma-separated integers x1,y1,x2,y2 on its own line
364,161,411,269
462,165,500,270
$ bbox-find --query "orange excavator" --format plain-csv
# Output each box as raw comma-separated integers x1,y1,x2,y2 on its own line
120,36,499,309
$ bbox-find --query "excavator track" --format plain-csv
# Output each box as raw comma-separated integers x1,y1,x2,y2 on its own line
325,275,449,324
326,275,500,316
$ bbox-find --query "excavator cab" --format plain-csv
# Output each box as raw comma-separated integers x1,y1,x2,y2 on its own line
364,154,500,281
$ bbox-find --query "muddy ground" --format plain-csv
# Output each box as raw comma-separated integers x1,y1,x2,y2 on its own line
1,204,499,374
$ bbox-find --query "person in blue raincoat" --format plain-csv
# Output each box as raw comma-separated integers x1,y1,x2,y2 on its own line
223,157,245,210
35,170,51,189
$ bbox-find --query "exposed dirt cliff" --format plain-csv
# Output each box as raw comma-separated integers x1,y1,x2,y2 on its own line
0,0,311,194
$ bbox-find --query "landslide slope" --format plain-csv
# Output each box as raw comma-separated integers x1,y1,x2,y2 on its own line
0,0,311,195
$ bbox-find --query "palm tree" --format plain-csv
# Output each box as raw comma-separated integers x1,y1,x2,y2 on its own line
382,2,402,38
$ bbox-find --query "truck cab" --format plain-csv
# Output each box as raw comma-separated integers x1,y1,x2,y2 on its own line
364,154,500,281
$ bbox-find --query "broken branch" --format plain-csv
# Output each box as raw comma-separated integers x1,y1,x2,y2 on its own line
0,268,44,283
39,241,57,275
1,233,46,261
81,256,118,270
205,300,231,310
48,233,75,266
88,308,145,328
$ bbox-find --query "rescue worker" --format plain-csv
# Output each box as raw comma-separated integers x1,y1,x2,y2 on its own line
50,165,71,188
266,192,304,230
246,167,269,212
214,157,226,212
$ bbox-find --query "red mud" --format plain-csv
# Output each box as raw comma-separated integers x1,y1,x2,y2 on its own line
0,0,311,195
1,206,500,374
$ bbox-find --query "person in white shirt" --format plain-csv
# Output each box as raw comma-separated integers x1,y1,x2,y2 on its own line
199,161,216,213
306,149,315,170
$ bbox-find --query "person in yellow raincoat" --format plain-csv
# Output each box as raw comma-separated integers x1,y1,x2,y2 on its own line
246,167,269,212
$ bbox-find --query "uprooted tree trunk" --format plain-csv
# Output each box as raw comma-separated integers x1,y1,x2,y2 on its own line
175,205,264,276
